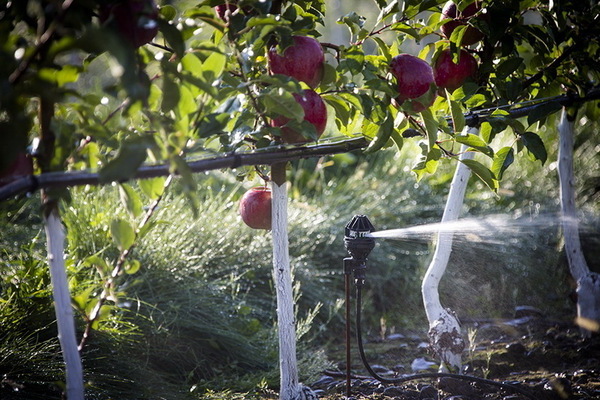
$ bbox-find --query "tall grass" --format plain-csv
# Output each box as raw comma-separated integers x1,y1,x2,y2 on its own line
1,119,597,398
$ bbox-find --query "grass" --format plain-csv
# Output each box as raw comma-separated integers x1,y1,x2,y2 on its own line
1,120,598,398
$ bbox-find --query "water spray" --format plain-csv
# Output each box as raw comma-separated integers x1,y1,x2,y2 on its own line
341,215,537,399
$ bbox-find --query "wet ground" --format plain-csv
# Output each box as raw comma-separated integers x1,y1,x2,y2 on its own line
309,309,600,400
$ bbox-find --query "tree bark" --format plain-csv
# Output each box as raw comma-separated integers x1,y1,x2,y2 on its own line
557,107,600,336
44,206,85,399
421,126,478,372
271,162,300,400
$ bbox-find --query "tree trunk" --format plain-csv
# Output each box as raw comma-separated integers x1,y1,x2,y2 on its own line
44,206,85,399
557,107,600,336
421,126,478,372
271,163,300,400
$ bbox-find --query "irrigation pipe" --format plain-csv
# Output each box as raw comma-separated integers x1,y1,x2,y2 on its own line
1,86,599,202
0,138,368,201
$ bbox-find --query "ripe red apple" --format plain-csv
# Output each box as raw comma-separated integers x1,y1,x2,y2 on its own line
100,0,159,48
440,1,484,46
270,89,327,144
0,152,33,187
433,49,478,92
268,36,325,89
239,187,272,230
390,54,436,113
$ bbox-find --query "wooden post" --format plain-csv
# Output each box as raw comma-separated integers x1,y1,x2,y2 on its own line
558,107,600,336
270,162,300,400
421,125,477,372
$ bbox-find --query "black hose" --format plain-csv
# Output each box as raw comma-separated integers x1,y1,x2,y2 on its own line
354,284,537,400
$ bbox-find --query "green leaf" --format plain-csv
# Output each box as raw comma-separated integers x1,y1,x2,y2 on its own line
118,184,143,218
420,108,438,150
261,89,305,121
364,113,394,154
390,22,421,40
159,5,177,20
338,12,366,35
99,136,153,184
460,159,498,192
125,259,141,275
181,53,205,79
139,177,166,199
178,84,196,116
161,75,180,113
455,134,493,157
449,24,469,47
200,51,227,82
495,57,523,79
527,101,562,126
491,146,514,180
520,131,547,164
448,96,465,133
157,19,185,57
390,129,404,152
110,218,135,251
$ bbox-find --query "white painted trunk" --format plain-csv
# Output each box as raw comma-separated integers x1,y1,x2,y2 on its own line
270,180,300,400
557,108,600,336
421,126,477,372
44,207,85,399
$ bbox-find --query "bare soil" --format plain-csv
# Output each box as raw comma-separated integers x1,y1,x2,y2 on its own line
308,313,600,400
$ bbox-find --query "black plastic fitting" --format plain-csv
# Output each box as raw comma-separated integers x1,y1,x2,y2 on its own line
343,215,376,286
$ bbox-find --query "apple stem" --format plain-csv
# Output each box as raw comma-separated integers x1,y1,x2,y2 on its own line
270,162,301,400
421,125,477,372
557,107,599,336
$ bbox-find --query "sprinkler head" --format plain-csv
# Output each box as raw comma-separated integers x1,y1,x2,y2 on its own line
344,215,376,262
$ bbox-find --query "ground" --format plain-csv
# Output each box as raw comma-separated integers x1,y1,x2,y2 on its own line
305,310,600,400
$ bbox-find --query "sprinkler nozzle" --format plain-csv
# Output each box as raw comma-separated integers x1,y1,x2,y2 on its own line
344,215,376,261
344,215,376,286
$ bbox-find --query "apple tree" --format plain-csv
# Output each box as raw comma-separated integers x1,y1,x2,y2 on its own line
1,0,599,397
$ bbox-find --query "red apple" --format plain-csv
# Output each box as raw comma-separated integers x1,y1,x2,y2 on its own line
440,1,484,46
268,36,325,89
0,153,33,187
239,187,272,230
270,89,327,144
100,0,159,48
390,54,436,113
433,49,478,92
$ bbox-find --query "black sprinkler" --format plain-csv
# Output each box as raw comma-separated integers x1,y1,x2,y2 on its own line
343,215,375,287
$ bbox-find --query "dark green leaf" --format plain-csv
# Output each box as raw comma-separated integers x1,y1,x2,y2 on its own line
157,19,186,57
99,137,153,184
161,75,180,113
520,131,547,164
364,113,394,154
460,159,498,192
491,146,514,180
496,57,523,79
